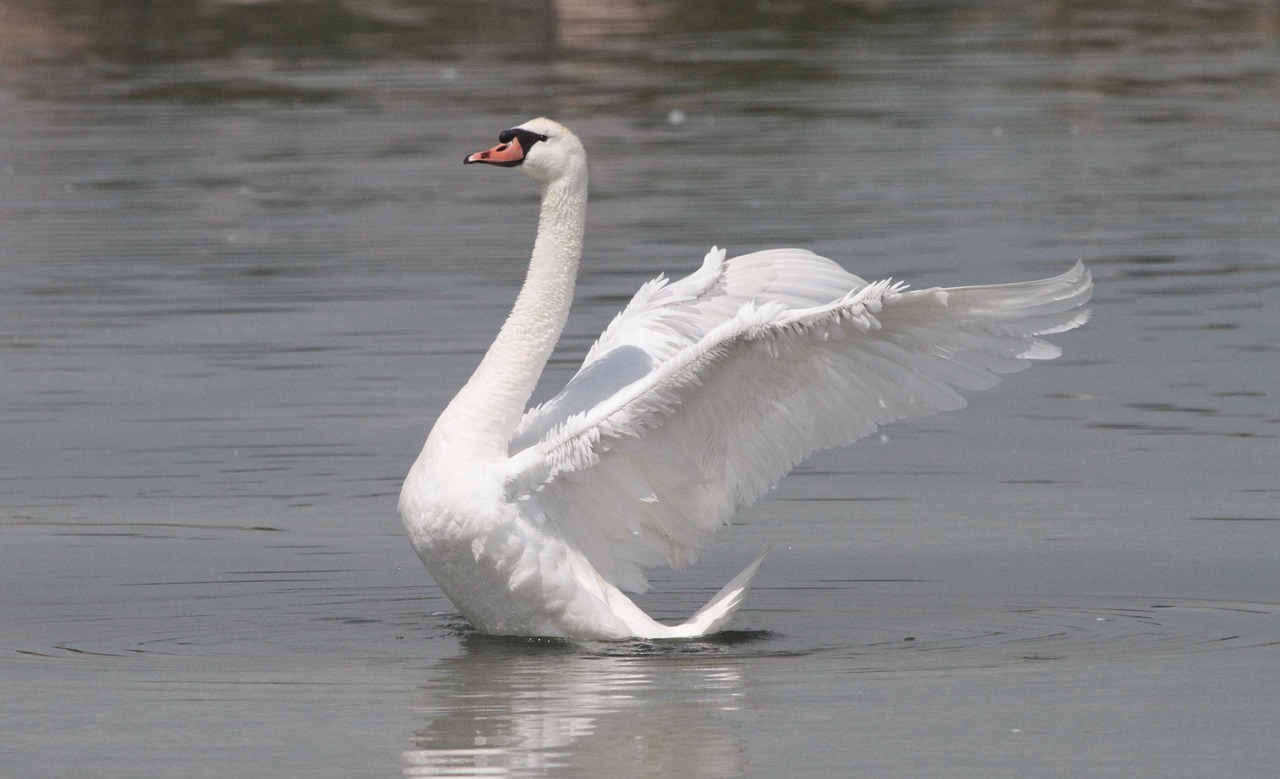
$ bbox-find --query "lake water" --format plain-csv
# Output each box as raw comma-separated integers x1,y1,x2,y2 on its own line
2,1,1277,777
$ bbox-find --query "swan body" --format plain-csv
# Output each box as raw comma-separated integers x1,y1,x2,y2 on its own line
399,117,1092,640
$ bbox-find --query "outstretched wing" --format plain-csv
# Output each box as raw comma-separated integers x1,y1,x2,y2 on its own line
505,250,1092,593
509,247,866,452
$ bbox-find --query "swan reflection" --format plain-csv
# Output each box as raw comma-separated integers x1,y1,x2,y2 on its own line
404,636,745,778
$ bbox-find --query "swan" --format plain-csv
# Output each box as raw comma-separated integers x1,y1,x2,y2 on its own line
399,117,1092,640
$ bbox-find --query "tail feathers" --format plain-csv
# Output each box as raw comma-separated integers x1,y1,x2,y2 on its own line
666,550,768,638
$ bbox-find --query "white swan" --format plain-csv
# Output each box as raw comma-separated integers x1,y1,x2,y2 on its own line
399,117,1092,640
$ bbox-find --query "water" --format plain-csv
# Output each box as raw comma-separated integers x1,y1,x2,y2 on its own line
2,1,1278,776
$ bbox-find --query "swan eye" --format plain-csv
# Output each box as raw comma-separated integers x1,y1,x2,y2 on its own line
498,128,549,150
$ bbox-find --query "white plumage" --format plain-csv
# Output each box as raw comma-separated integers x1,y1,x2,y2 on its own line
399,118,1092,640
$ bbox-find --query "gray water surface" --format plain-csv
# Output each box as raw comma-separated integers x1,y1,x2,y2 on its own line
2,2,1278,777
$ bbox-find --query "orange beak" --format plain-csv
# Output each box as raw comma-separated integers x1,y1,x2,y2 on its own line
464,138,527,167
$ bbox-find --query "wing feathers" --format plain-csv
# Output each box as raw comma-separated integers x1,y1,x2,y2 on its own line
507,254,1091,591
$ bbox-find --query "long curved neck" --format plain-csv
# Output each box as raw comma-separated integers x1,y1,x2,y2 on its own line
430,166,587,461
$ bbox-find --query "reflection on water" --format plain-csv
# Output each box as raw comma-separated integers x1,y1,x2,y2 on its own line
406,638,745,778
399,594,1280,778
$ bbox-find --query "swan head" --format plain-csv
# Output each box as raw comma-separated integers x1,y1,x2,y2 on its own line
464,117,585,187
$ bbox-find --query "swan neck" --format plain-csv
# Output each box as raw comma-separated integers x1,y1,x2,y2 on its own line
431,166,587,460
